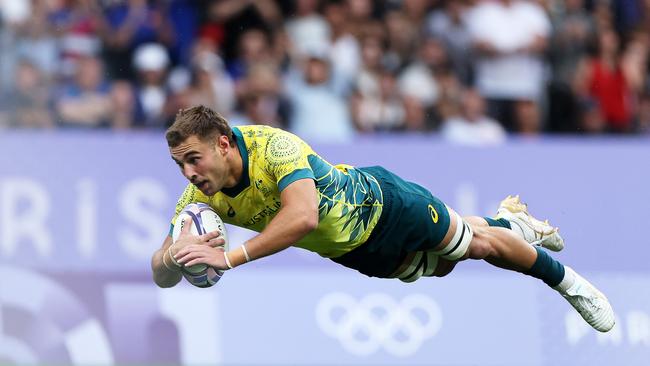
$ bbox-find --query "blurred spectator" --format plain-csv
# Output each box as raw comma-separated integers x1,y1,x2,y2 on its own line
426,0,474,85
0,60,53,129
345,0,376,38
546,0,594,132
323,0,361,96
384,7,419,71
440,88,507,146
50,0,103,78
165,0,202,67
132,43,173,128
548,0,595,85
231,63,290,127
286,45,355,143
573,28,633,133
351,67,406,132
0,0,31,91
100,0,174,80
398,35,449,130
285,0,330,58
435,67,464,122
208,0,281,66
54,56,116,128
466,0,551,134
352,27,387,108
13,0,61,80
179,45,236,118
227,28,276,82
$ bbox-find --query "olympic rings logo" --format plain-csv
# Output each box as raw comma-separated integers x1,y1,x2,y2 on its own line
315,292,442,357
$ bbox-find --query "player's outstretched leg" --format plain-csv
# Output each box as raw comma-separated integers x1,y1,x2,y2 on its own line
495,195,564,251
432,207,614,332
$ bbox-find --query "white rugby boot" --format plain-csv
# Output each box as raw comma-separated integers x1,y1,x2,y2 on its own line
496,195,564,251
555,266,615,332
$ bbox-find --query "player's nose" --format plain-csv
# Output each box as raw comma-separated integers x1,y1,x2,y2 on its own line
182,165,196,181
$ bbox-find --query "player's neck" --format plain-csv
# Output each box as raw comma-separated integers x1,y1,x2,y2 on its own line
226,144,244,188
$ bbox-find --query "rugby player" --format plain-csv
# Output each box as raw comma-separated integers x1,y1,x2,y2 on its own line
151,105,615,332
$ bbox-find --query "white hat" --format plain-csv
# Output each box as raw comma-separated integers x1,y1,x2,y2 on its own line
133,43,170,71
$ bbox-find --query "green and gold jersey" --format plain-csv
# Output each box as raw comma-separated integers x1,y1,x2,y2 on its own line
171,125,384,258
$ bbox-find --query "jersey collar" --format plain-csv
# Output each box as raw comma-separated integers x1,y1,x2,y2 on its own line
221,127,250,197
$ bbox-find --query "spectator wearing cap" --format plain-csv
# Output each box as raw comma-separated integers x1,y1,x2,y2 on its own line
132,42,173,128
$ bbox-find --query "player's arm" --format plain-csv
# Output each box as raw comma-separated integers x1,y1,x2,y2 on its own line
151,235,183,288
174,178,319,269
236,178,319,261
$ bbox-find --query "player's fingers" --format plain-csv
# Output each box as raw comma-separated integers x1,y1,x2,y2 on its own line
200,230,221,242
185,258,207,267
175,250,202,264
174,244,200,259
207,237,226,248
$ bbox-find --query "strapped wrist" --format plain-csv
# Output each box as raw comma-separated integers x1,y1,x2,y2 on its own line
162,247,181,272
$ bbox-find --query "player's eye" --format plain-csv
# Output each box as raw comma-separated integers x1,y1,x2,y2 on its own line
188,157,199,165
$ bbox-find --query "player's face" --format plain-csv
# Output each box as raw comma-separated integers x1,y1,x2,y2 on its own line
170,135,228,196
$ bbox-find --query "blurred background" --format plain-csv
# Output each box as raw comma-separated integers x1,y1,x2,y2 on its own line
0,0,648,365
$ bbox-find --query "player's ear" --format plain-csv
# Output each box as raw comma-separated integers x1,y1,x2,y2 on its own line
217,134,229,155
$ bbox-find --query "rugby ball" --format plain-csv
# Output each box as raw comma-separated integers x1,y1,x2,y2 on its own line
172,203,228,287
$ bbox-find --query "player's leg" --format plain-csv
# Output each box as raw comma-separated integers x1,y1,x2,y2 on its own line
461,196,564,251
431,206,615,332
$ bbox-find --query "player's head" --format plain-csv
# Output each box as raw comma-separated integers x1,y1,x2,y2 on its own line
166,105,234,148
166,105,237,196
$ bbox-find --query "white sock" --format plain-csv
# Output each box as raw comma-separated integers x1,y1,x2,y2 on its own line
553,266,576,293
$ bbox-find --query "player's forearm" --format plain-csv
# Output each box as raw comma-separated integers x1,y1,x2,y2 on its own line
228,205,318,267
151,247,183,288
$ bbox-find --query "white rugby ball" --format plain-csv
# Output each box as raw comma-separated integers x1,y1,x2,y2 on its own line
172,203,228,288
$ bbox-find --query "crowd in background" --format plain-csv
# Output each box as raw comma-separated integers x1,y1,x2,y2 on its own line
1,0,650,145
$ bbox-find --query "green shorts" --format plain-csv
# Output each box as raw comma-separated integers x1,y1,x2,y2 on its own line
331,166,451,278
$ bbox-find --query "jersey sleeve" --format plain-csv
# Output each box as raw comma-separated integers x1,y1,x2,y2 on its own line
169,184,210,234
264,130,316,191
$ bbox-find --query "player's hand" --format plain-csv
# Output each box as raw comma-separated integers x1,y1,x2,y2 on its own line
173,244,228,270
170,218,225,255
